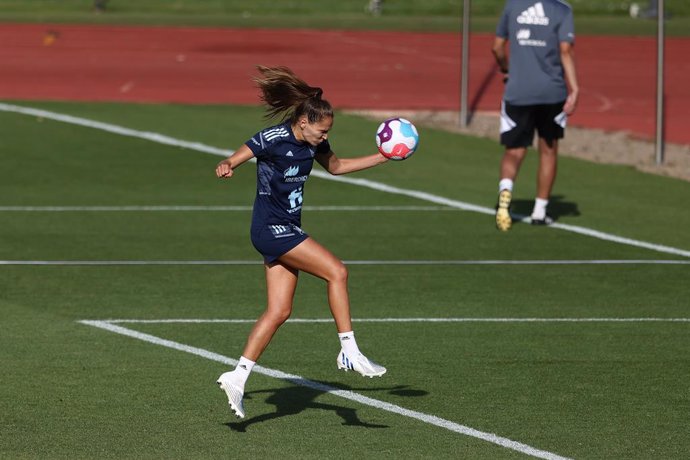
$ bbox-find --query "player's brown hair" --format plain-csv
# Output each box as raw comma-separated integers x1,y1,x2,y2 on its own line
254,65,333,124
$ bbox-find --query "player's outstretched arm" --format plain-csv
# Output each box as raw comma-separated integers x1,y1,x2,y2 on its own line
216,144,255,179
315,150,388,176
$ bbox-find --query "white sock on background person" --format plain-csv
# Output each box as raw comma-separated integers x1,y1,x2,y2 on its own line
338,331,361,356
499,178,514,193
532,198,549,219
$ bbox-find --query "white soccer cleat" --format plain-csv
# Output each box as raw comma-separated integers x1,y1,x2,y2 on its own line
337,350,387,378
216,372,245,418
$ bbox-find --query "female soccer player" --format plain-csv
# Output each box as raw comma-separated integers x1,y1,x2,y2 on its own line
215,66,389,419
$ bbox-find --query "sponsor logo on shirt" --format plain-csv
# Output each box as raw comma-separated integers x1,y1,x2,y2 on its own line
517,2,549,26
287,187,303,213
516,28,546,47
284,166,299,177
283,165,308,183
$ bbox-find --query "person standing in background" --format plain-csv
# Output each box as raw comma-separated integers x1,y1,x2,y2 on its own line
93,0,108,13
367,0,383,15
492,0,579,230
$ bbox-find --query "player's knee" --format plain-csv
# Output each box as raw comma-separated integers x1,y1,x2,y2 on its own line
327,261,349,284
265,306,292,325
505,148,526,160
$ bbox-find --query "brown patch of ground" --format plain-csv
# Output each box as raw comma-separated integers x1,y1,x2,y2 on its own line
347,110,690,183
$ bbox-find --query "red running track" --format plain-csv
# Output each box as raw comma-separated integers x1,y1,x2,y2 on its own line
1,24,688,144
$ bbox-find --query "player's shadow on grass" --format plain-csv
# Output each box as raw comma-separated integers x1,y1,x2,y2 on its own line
510,195,580,224
224,382,427,432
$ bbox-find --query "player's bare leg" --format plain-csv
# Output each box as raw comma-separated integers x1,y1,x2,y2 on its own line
536,137,558,201
500,147,528,182
217,262,299,418
279,238,352,332
239,262,299,360
496,147,527,231
532,137,558,225
279,238,386,377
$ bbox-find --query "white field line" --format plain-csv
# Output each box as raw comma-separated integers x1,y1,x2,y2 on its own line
2,259,689,266
0,103,231,156
0,205,455,212
78,319,571,460
103,317,690,324
2,102,689,259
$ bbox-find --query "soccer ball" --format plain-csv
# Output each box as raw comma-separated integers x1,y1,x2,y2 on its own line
375,117,419,161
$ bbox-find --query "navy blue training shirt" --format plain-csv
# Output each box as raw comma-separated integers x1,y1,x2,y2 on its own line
244,122,331,229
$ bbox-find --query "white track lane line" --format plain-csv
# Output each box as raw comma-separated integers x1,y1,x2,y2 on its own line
103,317,690,324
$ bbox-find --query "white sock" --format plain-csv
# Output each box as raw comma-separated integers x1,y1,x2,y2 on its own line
498,178,514,193
531,198,549,219
233,356,255,387
338,331,361,356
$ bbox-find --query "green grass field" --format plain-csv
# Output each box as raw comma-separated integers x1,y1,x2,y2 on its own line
1,0,689,35
1,101,689,458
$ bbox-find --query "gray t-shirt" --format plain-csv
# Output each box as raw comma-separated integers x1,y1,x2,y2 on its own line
496,0,575,105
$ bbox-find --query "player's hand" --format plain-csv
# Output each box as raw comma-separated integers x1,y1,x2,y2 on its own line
216,161,234,178
563,91,578,115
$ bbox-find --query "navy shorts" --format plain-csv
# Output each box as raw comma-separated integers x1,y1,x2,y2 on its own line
500,100,567,148
251,223,309,264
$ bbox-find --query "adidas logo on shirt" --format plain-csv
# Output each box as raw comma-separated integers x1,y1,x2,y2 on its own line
517,2,550,26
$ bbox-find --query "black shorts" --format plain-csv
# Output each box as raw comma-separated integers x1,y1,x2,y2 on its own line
500,100,567,148
250,223,309,264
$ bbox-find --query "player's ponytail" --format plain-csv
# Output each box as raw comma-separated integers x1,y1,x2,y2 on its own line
254,65,333,124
